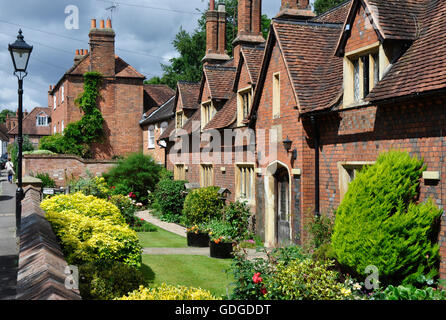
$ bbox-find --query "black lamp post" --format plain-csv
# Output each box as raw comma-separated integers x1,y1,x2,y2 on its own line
9,29,33,237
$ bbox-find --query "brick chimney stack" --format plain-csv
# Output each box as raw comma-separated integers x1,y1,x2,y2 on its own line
203,1,230,65
276,0,315,19
233,0,265,65
89,18,116,76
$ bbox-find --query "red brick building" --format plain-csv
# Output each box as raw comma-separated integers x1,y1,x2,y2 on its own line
140,84,175,165
7,107,51,148
48,19,146,159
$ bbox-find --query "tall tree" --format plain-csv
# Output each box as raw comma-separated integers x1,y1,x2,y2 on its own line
146,0,271,89
314,0,346,16
0,109,15,124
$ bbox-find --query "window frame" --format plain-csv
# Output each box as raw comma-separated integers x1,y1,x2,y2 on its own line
338,161,375,201
148,125,155,149
36,113,48,127
273,72,280,119
236,163,255,202
201,100,216,129
200,164,214,187
237,86,252,126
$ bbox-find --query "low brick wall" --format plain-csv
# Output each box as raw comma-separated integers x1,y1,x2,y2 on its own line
16,186,81,300
23,154,118,187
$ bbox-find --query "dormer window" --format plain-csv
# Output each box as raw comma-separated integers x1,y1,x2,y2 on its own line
36,114,48,126
202,101,216,128
237,87,252,126
176,111,184,129
344,44,381,106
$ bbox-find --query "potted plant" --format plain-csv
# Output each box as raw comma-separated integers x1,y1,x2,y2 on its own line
186,225,210,248
207,220,234,259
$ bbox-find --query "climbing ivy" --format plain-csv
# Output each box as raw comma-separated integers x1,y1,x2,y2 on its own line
40,72,104,158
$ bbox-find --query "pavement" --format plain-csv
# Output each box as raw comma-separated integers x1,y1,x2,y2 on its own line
0,170,18,300
136,210,267,260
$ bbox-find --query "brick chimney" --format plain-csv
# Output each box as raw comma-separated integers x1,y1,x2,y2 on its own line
276,0,315,19
89,18,115,76
203,1,230,65
233,0,265,65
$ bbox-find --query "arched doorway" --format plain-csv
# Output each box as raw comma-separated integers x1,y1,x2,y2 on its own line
264,161,291,247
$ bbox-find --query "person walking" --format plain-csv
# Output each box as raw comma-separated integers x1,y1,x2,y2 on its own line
5,158,14,183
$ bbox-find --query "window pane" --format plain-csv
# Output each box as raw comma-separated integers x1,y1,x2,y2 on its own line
353,59,360,102
362,56,369,97
373,53,379,85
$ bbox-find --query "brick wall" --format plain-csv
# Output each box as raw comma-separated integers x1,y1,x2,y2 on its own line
23,154,117,187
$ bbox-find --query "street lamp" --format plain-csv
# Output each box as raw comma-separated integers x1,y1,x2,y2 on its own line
9,29,32,236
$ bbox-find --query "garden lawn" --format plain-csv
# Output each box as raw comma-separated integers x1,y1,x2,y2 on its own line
137,225,187,248
141,255,233,298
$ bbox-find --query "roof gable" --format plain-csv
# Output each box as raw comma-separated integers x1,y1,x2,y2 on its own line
8,107,52,136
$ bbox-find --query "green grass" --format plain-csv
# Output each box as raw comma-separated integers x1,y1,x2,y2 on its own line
137,224,187,248
141,255,233,298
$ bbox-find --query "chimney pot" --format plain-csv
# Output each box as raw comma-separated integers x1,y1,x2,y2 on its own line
76,49,80,55
210,0,215,11
218,3,226,12
91,19,97,29
100,20,105,29
106,19,112,29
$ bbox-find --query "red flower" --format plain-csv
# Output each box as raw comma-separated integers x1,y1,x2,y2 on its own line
111,186,116,189
260,287,267,295
253,273,263,284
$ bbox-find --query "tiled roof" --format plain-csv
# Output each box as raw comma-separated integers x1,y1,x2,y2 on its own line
140,96,175,126
177,82,201,110
367,0,446,101
274,20,344,112
366,0,430,40
312,0,352,23
8,107,52,136
143,84,175,115
0,123,9,141
202,64,237,100
241,45,265,84
203,93,238,131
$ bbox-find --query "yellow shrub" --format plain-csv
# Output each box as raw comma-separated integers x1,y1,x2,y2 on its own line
41,192,124,225
118,284,221,300
41,193,141,268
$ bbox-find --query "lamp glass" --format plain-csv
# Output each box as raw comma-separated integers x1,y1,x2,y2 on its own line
11,49,30,72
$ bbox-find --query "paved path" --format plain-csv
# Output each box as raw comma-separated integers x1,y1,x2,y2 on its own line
136,210,267,260
0,170,18,300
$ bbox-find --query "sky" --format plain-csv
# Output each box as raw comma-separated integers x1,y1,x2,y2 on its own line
0,0,313,112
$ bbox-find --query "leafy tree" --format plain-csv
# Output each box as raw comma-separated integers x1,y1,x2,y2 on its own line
314,0,346,16
332,151,443,286
146,0,271,89
0,109,15,124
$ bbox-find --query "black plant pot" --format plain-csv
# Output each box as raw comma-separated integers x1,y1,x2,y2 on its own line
209,241,234,259
187,232,210,247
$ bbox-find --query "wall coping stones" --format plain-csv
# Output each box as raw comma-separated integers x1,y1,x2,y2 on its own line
16,186,81,300
23,153,118,164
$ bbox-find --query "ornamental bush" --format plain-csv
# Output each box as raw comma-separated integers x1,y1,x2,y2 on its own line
79,262,147,300
264,259,352,300
152,177,188,223
332,151,443,286
103,152,163,204
109,194,138,226
372,284,446,300
41,193,141,268
182,186,224,226
117,284,221,300
223,201,252,241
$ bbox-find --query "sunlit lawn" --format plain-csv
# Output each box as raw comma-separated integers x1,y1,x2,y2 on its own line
137,225,188,248
141,254,234,298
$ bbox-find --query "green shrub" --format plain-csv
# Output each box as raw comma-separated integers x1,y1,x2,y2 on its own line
228,246,309,300
79,262,147,300
32,172,56,188
109,194,138,226
182,186,224,226
372,284,446,300
223,201,252,241
264,259,352,300
332,151,443,286
69,172,111,199
39,134,66,154
304,212,335,252
152,178,188,223
103,152,163,204
23,150,55,155
8,135,34,177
